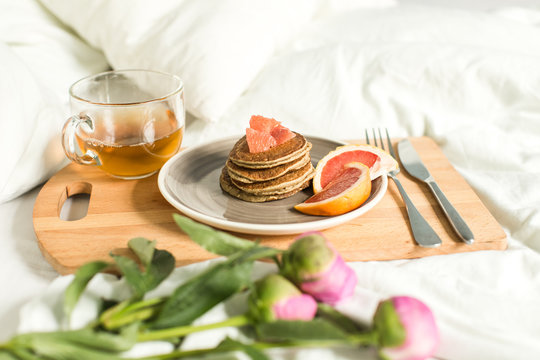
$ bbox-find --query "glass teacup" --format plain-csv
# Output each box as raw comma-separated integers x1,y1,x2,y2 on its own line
62,69,185,179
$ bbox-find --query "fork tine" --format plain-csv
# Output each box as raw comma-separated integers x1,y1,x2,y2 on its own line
365,127,395,156
371,128,379,147
384,128,396,158
377,128,386,152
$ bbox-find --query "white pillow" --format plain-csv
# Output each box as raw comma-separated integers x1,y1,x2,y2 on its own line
39,0,321,123
0,0,108,203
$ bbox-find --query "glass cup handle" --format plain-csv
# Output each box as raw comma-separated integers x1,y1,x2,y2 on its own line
61,114,101,166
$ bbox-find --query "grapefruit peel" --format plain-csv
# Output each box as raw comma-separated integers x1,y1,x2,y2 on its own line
294,162,372,216
312,144,397,194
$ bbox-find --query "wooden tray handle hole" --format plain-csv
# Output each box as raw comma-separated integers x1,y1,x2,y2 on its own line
58,182,92,221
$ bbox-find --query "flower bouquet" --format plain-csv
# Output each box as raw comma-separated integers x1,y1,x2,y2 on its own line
0,215,439,360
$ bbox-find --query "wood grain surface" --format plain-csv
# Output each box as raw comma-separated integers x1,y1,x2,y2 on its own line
33,137,507,274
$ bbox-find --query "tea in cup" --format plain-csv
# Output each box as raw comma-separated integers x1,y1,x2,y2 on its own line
62,70,185,179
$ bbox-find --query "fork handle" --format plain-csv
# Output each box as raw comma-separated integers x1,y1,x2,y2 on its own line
389,174,442,248
426,181,474,244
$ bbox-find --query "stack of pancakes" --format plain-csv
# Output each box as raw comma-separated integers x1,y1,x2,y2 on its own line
220,132,314,202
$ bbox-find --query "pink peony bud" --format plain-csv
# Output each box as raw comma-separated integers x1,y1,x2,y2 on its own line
374,296,439,360
248,274,317,322
281,232,357,305
272,293,318,321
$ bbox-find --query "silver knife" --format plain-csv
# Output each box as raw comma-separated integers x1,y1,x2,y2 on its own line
397,139,474,244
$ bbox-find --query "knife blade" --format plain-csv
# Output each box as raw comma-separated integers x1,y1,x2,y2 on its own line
397,139,474,244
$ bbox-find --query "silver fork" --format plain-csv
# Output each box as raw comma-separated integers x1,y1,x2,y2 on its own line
365,128,442,248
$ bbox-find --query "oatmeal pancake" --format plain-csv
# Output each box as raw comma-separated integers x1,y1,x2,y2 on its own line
229,132,310,169
226,152,311,183
219,167,310,202
231,162,315,195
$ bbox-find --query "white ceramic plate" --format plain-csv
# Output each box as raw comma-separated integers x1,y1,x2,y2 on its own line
158,135,387,235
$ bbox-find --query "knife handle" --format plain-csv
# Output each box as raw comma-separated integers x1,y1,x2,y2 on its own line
427,180,474,244
390,174,442,248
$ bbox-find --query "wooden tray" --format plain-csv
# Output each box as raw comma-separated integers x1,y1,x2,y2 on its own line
33,137,507,274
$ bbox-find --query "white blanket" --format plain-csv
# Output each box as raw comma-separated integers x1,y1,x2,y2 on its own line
1,1,540,359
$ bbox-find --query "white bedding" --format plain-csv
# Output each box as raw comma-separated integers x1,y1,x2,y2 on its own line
1,0,540,359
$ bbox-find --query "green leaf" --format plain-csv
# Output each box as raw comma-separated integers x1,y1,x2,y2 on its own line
173,214,256,256
3,348,40,360
216,337,270,360
64,261,110,318
111,255,146,299
13,328,135,354
63,328,136,352
0,350,21,360
128,237,156,268
150,242,281,330
151,260,253,329
29,341,123,360
10,331,128,360
144,248,176,293
112,239,175,300
256,319,350,342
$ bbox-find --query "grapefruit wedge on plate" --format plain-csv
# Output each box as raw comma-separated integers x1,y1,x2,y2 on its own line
295,162,371,216
312,144,397,194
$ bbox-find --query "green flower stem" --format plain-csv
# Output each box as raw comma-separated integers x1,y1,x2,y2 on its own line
137,314,252,342
125,297,166,312
100,297,166,330
252,333,377,349
135,331,378,360
137,347,223,360
349,330,379,346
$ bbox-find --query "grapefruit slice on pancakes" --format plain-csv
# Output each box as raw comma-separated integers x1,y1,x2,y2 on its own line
312,144,397,194
246,115,296,153
249,115,280,133
295,162,371,216
245,127,277,153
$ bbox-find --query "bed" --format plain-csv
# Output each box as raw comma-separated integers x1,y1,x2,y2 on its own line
1,0,540,358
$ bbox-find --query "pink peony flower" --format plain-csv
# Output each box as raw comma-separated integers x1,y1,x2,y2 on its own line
272,294,318,321
281,232,357,305
248,274,317,322
374,296,439,360
299,252,357,305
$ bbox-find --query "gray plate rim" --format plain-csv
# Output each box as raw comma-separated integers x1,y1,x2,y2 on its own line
157,134,388,235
